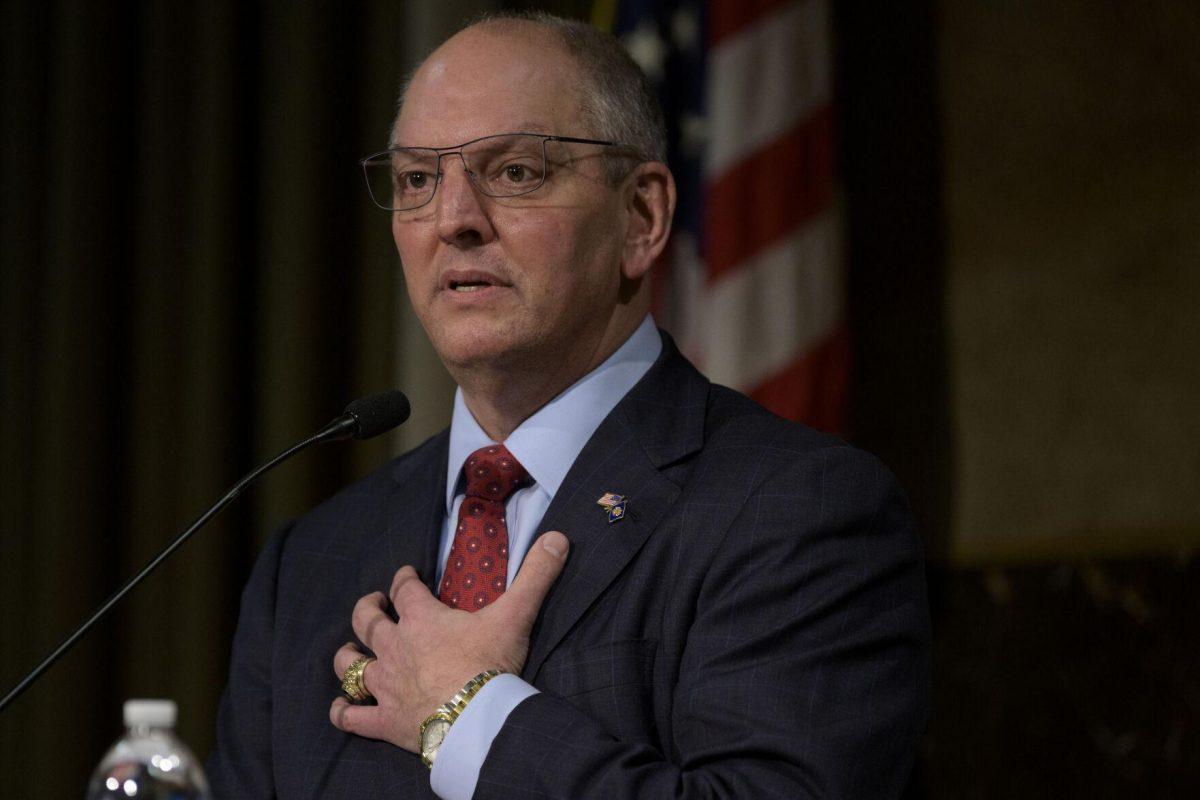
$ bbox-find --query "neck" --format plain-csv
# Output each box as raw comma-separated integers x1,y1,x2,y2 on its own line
458,371,577,442
454,314,644,441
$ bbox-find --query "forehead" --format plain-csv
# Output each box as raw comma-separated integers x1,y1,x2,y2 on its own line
394,25,584,147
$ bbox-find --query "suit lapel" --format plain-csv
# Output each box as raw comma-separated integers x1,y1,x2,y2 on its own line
524,335,709,680
357,431,449,597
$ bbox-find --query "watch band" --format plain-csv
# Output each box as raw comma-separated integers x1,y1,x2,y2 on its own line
419,669,505,768
444,668,504,716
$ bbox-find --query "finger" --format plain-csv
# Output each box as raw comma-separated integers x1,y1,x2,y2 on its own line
500,530,569,628
332,642,382,702
332,641,367,680
329,696,389,742
351,592,391,651
389,565,433,610
389,564,419,600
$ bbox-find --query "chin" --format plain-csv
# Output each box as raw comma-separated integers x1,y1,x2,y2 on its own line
431,328,527,371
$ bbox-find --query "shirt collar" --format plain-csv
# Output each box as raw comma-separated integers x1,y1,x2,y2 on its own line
445,315,662,512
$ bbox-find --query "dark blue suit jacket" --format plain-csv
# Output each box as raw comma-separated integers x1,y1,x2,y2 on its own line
208,334,931,798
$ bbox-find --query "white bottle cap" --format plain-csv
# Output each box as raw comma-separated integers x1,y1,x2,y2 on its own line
123,699,177,728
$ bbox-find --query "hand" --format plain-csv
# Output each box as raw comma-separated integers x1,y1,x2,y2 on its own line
329,530,569,751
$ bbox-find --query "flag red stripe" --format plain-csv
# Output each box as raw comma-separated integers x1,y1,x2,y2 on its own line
746,323,849,432
708,0,799,47
704,104,835,281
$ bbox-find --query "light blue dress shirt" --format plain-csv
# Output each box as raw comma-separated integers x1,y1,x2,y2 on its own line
429,315,662,800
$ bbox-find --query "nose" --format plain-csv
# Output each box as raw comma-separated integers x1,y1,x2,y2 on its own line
434,154,495,247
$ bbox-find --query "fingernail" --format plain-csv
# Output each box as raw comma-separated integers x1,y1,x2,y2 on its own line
542,531,568,558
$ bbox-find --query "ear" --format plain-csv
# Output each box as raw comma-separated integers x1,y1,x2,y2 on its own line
620,161,676,281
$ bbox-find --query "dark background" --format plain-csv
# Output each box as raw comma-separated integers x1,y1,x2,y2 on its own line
2,1,1197,797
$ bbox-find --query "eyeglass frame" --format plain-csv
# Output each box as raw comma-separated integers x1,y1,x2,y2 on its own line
358,132,629,212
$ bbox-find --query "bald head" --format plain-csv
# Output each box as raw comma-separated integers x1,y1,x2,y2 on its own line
394,22,585,148
392,13,666,170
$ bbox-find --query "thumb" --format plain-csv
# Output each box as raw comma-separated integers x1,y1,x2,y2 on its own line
501,531,569,628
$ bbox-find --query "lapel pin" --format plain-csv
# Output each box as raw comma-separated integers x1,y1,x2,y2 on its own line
596,492,628,524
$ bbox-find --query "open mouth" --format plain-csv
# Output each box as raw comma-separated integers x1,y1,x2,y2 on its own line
449,280,493,293
444,271,506,293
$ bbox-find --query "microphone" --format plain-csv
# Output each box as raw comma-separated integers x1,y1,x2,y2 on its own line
314,389,413,442
0,390,411,713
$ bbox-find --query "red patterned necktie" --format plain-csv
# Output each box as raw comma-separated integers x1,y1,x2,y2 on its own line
439,444,531,611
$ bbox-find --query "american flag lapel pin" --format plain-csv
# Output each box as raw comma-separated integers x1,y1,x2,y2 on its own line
596,492,628,524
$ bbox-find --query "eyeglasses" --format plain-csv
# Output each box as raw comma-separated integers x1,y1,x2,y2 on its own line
359,132,623,211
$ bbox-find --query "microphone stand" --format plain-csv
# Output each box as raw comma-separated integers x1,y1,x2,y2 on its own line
0,403,393,714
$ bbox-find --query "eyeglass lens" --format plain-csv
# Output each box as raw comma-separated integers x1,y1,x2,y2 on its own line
363,134,550,211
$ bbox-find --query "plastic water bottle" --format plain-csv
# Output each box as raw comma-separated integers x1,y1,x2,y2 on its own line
85,699,211,799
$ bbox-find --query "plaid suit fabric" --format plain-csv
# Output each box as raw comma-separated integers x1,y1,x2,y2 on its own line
208,332,931,799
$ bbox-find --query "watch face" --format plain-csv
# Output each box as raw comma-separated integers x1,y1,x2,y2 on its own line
421,717,452,763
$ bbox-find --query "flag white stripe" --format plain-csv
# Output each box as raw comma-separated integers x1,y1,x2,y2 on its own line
706,0,832,177
699,207,842,390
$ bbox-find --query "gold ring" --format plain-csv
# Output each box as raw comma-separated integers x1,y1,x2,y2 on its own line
341,656,374,702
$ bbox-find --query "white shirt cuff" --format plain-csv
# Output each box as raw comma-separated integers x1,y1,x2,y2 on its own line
429,673,540,800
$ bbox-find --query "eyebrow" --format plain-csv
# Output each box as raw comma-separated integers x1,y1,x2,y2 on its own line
394,124,556,149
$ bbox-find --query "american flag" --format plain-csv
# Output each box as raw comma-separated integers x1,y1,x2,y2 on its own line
600,0,846,431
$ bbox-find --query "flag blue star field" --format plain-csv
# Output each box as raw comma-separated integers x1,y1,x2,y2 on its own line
597,0,847,431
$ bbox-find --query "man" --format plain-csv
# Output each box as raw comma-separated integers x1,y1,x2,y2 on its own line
209,12,930,799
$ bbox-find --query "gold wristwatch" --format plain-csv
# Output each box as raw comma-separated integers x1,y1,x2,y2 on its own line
419,669,504,768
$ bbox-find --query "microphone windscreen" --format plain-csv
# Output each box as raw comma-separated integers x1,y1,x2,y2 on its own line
344,390,411,439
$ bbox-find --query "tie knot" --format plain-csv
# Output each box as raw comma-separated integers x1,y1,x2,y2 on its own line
462,444,530,501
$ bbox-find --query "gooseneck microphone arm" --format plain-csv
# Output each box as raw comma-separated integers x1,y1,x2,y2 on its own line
0,390,411,714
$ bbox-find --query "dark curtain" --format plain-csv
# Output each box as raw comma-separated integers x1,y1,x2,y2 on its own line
0,1,456,793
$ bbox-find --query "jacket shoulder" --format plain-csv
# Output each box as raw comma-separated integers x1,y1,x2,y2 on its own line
700,383,903,501
704,383,852,455
282,429,448,549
